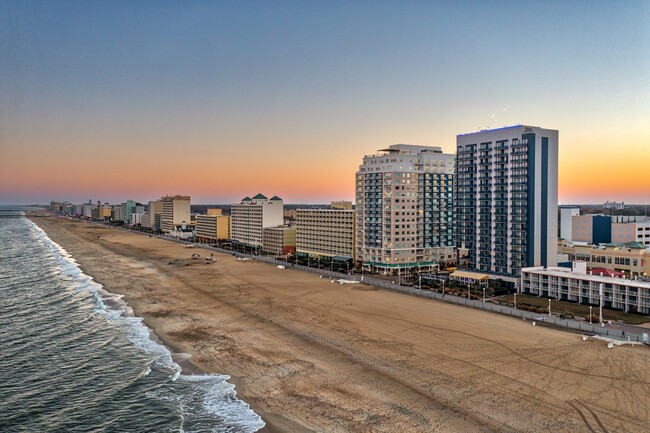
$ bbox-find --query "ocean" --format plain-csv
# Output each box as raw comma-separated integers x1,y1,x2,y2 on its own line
0,208,265,433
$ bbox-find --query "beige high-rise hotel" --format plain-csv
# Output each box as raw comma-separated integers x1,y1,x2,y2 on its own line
161,195,191,233
296,202,356,262
356,144,455,274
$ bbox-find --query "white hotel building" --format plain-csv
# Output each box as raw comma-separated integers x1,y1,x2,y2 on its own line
355,144,455,274
522,266,650,315
230,194,283,247
455,125,559,284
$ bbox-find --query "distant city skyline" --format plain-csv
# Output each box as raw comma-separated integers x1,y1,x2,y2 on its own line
1,1,649,205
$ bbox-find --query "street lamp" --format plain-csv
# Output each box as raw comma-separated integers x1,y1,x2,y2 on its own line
599,282,603,324
514,292,517,309
589,306,593,324
482,287,486,303
548,298,552,316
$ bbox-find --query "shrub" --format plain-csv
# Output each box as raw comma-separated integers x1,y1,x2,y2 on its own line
587,314,600,323
537,307,548,314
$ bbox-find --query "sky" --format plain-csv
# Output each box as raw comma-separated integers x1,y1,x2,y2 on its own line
1,0,649,205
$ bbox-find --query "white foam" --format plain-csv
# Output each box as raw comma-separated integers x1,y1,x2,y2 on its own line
25,219,266,432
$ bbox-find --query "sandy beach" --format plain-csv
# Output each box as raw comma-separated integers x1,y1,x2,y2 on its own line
30,215,650,433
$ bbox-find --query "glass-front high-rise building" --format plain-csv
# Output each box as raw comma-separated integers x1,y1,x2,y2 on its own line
355,144,455,274
455,125,558,281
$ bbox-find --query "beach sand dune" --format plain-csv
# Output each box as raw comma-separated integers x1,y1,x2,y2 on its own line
32,217,650,433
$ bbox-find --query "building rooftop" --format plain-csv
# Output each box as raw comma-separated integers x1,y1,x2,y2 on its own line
377,144,443,155
624,242,646,250
252,193,268,200
457,124,526,137
270,195,282,201
523,266,650,288
590,267,624,278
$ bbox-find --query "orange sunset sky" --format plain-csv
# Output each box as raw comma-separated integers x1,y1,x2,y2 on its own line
1,2,649,205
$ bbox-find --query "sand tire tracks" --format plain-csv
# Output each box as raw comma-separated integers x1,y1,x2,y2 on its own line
568,399,609,433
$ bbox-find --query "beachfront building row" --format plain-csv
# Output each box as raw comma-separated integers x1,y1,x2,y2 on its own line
296,202,356,262
230,194,284,247
558,240,650,277
161,195,191,233
521,266,650,314
355,144,455,274
455,125,559,284
196,209,230,242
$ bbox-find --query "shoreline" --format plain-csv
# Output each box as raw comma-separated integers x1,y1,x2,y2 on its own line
28,215,307,433
28,214,650,433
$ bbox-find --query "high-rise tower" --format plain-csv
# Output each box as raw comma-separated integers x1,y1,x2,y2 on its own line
355,144,455,274
455,125,558,281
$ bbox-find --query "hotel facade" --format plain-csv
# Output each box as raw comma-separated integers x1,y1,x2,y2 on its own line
262,225,296,256
558,240,650,277
296,203,356,262
196,209,230,242
161,195,191,233
355,144,455,274
230,194,284,247
522,266,650,315
455,125,558,283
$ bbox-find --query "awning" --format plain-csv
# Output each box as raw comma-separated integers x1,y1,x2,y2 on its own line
450,270,489,280
332,255,353,262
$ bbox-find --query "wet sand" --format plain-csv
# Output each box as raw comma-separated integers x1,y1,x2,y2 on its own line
31,215,650,433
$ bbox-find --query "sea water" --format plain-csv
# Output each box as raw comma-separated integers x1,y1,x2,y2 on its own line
0,208,264,432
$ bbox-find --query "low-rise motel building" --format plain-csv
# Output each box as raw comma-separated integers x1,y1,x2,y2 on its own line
262,225,296,256
296,201,356,264
196,209,230,242
521,265,650,315
161,195,191,233
558,240,650,277
230,194,284,248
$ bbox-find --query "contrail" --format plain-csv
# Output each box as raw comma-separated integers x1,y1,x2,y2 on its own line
503,105,510,112
490,112,495,119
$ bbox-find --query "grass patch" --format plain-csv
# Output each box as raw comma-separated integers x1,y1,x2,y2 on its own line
495,294,650,325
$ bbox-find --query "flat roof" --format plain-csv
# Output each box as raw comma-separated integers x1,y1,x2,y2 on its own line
457,124,527,137
522,267,650,288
